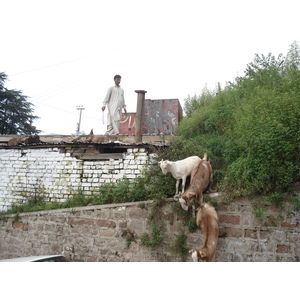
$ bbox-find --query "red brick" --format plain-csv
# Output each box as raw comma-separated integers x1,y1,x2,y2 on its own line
12,221,23,229
96,220,116,228
226,227,243,238
260,230,271,239
219,214,240,225
245,229,257,239
51,244,61,252
281,222,298,228
68,217,94,226
13,222,28,230
265,216,278,227
277,245,291,253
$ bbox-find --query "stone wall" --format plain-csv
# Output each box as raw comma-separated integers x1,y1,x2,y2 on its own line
0,147,150,211
0,194,299,262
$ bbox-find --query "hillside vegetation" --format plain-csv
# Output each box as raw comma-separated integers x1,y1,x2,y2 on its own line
178,41,300,197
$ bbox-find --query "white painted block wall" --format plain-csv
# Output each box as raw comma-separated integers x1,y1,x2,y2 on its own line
0,147,151,211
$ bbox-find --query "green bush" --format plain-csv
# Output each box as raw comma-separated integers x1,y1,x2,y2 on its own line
178,42,300,197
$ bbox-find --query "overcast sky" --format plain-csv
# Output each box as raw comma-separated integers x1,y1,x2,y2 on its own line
1,0,299,135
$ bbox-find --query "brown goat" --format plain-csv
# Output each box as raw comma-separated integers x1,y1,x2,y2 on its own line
189,202,219,262
178,159,213,212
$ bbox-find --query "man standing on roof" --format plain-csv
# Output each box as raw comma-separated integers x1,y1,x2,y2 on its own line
102,74,127,135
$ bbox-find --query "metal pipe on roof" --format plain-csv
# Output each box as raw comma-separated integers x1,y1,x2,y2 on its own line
134,90,147,143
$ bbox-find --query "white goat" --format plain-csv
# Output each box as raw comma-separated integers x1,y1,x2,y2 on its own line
158,153,207,196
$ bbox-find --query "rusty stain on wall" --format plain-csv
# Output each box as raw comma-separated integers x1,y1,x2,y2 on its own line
120,113,136,135
119,99,182,135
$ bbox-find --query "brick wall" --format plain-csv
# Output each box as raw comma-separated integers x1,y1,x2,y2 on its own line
1,194,299,262
0,147,151,211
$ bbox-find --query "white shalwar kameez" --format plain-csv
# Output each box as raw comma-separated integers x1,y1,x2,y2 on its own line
103,85,126,135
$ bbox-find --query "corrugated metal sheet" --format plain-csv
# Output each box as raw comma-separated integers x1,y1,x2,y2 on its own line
119,99,182,135
143,99,182,135
0,134,170,148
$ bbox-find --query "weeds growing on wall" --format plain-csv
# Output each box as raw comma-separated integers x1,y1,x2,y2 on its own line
289,196,300,211
140,199,199,262
121,229,136,248
140,199,167,251
250,190,300,225
169,225,189,261
171,201,198,233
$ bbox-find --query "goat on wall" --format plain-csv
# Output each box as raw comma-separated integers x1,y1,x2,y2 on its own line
158,153,207,196
177,158,213,213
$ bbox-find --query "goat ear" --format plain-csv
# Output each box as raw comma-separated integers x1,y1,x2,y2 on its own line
158,160,163,166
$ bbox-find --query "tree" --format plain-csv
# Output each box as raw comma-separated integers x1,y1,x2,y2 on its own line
285,41,300,72
0,72,41,135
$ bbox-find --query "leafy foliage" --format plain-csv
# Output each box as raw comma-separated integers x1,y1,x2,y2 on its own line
140,200,166,250
0,72,41,134
178,41,300,197
169,225,189,261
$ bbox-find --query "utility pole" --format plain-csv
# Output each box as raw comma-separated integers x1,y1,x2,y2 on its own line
76,105,85,135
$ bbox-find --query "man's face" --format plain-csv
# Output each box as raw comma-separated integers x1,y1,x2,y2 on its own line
114,77,121,86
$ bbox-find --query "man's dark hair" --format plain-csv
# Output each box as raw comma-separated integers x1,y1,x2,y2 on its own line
114,74,121,79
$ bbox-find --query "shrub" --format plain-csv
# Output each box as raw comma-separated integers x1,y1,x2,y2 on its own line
178,43,300,197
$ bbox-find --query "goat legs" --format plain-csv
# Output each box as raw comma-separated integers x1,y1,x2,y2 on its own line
181,176,187,194
175,180,180,196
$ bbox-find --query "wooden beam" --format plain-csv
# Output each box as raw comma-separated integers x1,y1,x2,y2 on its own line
76,153,123,160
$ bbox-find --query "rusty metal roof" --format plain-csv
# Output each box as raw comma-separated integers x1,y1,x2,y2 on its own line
0,134,173,149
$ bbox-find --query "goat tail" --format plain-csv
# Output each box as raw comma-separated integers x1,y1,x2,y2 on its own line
202,153,208,160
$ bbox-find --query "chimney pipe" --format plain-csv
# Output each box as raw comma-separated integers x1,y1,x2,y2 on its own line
135,90,147,143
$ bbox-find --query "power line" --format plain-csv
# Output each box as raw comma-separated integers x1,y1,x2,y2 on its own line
9,45,147,126
34,102,79,115
29,49,144,105
8,44,139,77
